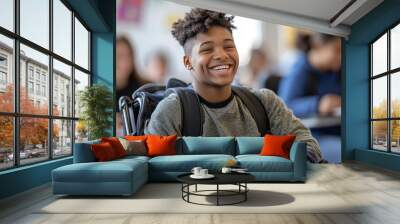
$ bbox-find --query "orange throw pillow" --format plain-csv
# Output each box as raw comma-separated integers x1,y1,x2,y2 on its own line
125,135,148,141
259,134,296,159
146,135,177,157
101,137,127,158
91,142,117,161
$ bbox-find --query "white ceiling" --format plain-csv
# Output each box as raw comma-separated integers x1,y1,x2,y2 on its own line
225,0,352,22
167,0,384,38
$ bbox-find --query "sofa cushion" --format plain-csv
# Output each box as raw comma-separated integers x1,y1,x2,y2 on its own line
177,137,235,155
52,158,147,183
236,155,293,172
148,154,235,172
235,137,263,155
91,142,118,161
147,135,177,157
118,138,147,156
101,137,127,158
260,134,296,159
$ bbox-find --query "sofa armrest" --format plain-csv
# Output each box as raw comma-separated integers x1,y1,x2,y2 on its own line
289,141,307,181
73,140,100,163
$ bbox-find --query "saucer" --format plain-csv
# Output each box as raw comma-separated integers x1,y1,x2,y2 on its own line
190,174,215,179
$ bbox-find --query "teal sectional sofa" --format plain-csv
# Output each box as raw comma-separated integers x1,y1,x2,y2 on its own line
52,137,307,196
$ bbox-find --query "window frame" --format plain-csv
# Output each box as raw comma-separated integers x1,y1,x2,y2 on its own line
370,20,400,154
0,0,92,171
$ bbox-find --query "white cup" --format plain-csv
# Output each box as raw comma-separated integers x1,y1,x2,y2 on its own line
191,167,202,176
200,169,208,176
221,167,232,174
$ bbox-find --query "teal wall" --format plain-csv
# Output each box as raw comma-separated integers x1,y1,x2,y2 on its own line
344,0,400,171
0,158,72,199
0,0,116,200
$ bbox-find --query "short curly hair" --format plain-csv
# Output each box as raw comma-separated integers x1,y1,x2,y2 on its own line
171,8,236,52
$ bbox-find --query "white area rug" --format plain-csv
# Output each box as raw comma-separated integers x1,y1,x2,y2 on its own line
38,183,362,214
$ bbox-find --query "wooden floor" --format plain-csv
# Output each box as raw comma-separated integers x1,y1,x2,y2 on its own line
1,162,400,224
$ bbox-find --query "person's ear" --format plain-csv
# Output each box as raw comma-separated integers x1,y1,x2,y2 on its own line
183,55,192,70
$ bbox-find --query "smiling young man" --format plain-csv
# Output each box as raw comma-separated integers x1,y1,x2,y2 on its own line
144,8,323,163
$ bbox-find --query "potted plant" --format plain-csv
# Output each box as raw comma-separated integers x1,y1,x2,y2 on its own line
79,84,113,140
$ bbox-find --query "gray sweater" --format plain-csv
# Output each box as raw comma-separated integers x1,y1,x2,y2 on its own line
144,88,322,163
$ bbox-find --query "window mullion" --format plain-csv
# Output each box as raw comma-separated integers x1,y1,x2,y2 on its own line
13,0,20,167
49,0,54,160
370,45,374,150
71,11,76,156
388,30,391,152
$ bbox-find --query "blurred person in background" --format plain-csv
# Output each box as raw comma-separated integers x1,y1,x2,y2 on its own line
144,51,169,84
279,33,341,120
116,35,148,135
279,33,341,163
236,48,281,93
279,32,312,76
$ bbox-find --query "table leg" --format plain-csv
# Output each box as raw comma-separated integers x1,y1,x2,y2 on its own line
217,184,219,206
187,184,190,202
245,183,247,201
195,184,197,192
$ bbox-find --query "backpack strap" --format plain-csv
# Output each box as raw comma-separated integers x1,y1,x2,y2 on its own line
231,86,271,135
166,78,188,88
166,87,204,136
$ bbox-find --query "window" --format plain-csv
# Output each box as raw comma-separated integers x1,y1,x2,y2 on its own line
35,83,40,95
28,67,34,80
20,0,49,49
28,81,34,94
53,59,72,117
0,55,7,67
53,0,72,60
75,17,90,70
0,0,14,32
0,54,7,86
371,23,400,154
35,70,41,81
0,0,91,170
0,71,6,85
0,35,13,113
42,85,46,97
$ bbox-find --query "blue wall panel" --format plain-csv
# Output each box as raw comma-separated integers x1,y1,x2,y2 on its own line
0,158,72,199
344,0,400,171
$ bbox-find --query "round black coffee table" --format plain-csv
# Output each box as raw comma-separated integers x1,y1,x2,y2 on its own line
177,173,255,206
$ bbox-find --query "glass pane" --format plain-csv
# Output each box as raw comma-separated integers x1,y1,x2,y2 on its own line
372,33,387,76
20,0,49,49
20,117,49,165
391,120,400,153
53,59,72,117
53,119,72,158
75,18,89,70
20,44,49,115
74,69,89,118
75,120,88,143
53,0,72,60
372,77,387,119
0,116,13,170
391,72,400,118
0,35,14,112
0,0,14,31
391,24,400,70
372,121,388,151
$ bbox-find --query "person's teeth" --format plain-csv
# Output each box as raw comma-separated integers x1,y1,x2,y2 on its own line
212,65,229,70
